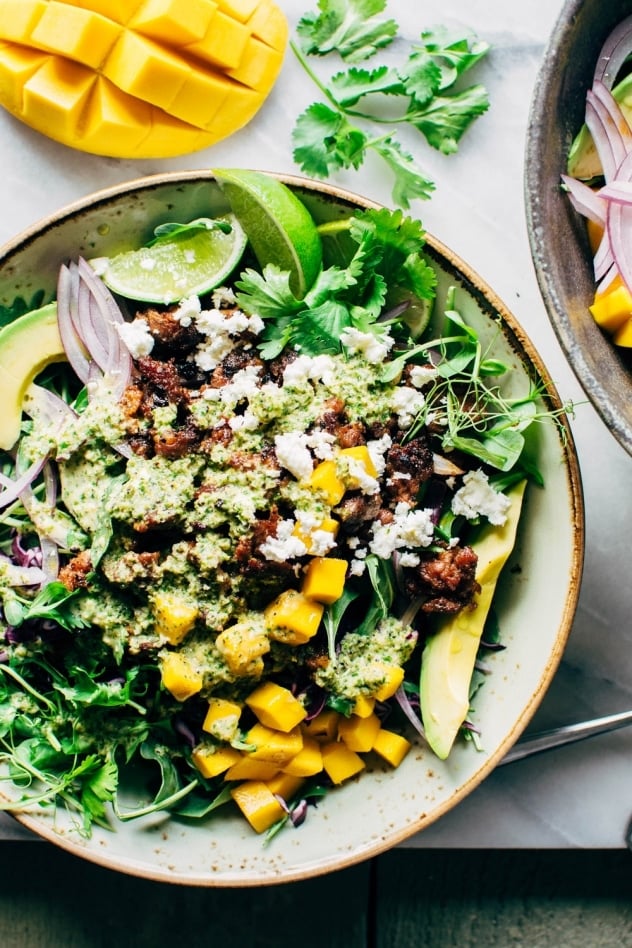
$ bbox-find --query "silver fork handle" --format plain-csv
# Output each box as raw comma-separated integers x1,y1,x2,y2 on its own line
500,709,632,764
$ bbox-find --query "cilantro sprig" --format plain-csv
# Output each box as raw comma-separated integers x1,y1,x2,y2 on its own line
235,206,437,358
291,0,490,207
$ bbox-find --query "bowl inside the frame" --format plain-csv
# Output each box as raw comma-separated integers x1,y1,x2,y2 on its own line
0,171,583,887
525,0,632,456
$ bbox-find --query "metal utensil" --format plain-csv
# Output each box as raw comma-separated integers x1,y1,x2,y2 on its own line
500,709,632,765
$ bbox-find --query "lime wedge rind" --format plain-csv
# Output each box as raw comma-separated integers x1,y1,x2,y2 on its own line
92,213,247,305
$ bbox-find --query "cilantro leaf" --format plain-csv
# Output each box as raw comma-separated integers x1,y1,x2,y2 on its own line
371,137,435,208
407,85,490,155
416,26,490,89
293,103,367,177
297,0,398,62
328,65,403,106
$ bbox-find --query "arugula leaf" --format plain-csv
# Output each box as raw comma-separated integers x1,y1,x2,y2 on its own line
6,581,89,631
297,0,398,62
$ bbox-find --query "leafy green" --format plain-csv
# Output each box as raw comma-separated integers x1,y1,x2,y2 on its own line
147,217,232,247
291,2,490,207
236,206,436,359
3,581,89,631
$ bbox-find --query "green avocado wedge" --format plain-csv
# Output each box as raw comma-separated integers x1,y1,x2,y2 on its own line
419,480,527,760
0,302,66,452
567,73,632,180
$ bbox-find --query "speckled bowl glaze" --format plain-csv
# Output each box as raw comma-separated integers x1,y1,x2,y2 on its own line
0,172,583,886
525,0,632,455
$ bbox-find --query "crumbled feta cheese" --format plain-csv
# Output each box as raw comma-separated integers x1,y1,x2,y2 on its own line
305,430,336,460
212,286,237,308
345,457,379,495
391,386,425,428
349,558,367,576
259,519,307,562
340,327,394,364
274,432,314,481
228,411,259,432
283,354,336,387
410,364,439,388
308,529,337,556
398,552,421,568
115,318,155,358
367,434,392,477
216,366,262,409
369,502,434,558
173,295,201,327
194,307,264,371
451,469,511,526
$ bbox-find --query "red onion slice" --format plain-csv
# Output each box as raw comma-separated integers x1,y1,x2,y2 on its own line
606,149,632,292
593,15,632,89
57,264,92,383
585,87,628,181
0,455,47,510
561,174,606,224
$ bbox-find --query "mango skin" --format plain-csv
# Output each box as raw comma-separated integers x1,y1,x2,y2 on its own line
0,0,288,158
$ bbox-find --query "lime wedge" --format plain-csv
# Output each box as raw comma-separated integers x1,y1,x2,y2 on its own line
213,168,323,297
92,214,247,304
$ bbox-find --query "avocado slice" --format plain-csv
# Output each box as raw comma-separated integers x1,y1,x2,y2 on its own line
0,302,66,452
419,480,526,760
567,73,632,180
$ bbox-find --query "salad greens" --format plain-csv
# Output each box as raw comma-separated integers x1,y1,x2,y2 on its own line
0,197,570,842
292,0,491,207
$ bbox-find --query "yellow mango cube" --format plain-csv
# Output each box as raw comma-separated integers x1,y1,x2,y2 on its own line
224,755,279,782
371,663,405,701
216,0,259,22
338,445,378,481
589,280,632,334
0,0,48,45
337,712,381,753
321,741,365,785
292,516,339,553
302,709,340,743
153,590,198,645
186,9,249,70
202,697,242,741
301,556,348,605
192,743,241,779
266,772,305,802
22,56,95,140
352,694,376,719
215,619,270,675
372,729,412,768
308,459,345,505
230,780,286,833
264,589,324,645
159,651,203,701
130,0,215,46
614,316,632,347
245,681,307,732
245,722,303,765
31,3,121,69
282,736,323,777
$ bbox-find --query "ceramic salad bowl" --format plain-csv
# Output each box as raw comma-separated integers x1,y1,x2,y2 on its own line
0,171,583,886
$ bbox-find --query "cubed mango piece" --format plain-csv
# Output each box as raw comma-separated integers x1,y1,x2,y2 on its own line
22,56,96,140
215,619,270,675
321,741,365,785
202,697,242,741
301,556,348,605
227,36,284,92
372,729,412,768
264,589,324,645
589,280,632,334
337,712,381,753
230,780,286,833
192,743,241,779
31,3,121,69
159,651,203,701
337,445,378,487
245,681,307,732
224,754,279,782
266,772,305,802
371,664,405,701
130,0,215,46
352,695,376,719
185,9,249,70
302,709,340,743
153,590,198,645
292,516,339,553
0,0,48,45
245,722,303,765
308,459,345,505
216,0,259,22
614,317,632,347
282,736,323,777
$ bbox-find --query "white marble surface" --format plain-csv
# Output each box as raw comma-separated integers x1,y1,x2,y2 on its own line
2,0,632,849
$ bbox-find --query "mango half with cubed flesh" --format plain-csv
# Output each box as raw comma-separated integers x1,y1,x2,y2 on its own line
0,0,288,158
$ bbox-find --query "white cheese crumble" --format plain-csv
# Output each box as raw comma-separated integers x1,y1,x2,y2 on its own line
172,295,201,327
367,434,392,476
369,502,434,558
410,364,439,388
305,430,336,460
274,431,314,481
282,354,336,387
194,307,263,372
115,318,155,358
259,519,307,562
451,469,511,526
340,327,395,364
391,386,425,428
212,286,237,308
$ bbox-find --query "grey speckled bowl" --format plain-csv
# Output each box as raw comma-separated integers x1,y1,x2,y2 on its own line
525,0,632,455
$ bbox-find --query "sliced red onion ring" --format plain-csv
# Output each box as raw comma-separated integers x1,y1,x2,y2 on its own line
585,88,626,181
561,174,607,224
394,685,425,738
0,455,47,510
593,15,632,89
57,264,92,383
